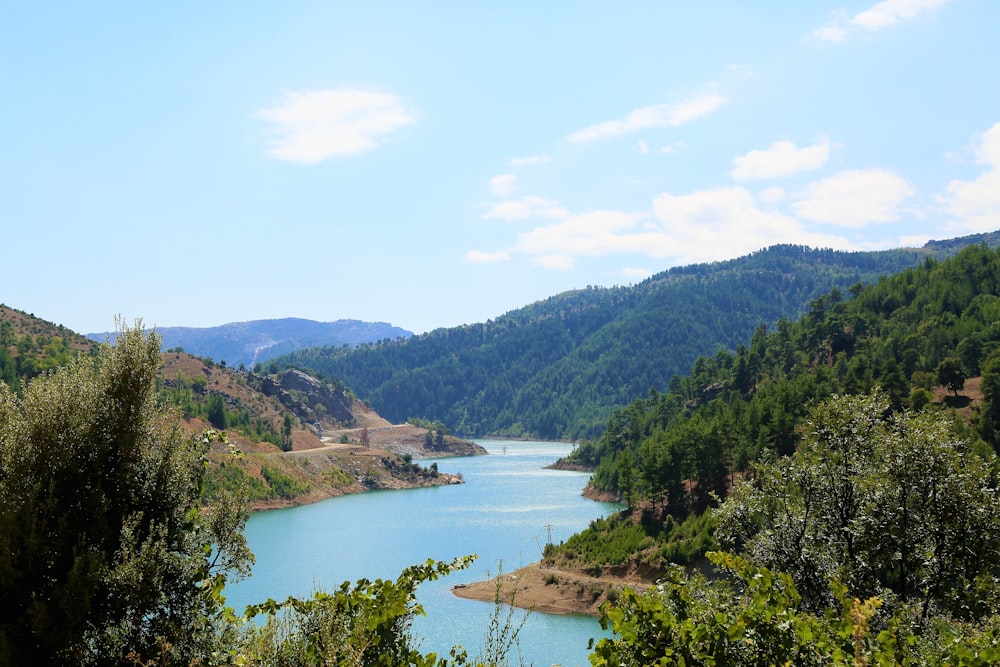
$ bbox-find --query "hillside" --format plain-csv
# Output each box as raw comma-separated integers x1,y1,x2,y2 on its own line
0,308,480,510
158,351,485,509
88,317,412,368
277,233,1000,440
532,242,1000,597
0,304,98,390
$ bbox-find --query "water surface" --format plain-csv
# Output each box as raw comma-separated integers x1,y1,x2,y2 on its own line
226,440,620,666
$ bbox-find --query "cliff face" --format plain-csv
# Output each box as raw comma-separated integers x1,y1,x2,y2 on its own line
255,368,355,426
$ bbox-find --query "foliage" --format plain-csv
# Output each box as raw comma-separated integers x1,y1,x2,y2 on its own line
203,458,275,503
240,556,479,666
715,392,1000,620
0,322,252,666
162,369,286,448
551,509,715,573
261,464,312,499
590,551,1000,667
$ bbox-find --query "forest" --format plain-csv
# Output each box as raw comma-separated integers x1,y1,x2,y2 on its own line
278,242,954,440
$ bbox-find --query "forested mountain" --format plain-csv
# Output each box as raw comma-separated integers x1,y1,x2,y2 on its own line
566,241,1000,502
88,317,412,368
531,243,1000,665
277,235,1000,440
544,243,1000,591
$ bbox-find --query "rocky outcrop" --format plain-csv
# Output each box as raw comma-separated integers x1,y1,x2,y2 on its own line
280,369,354,424
251,369,355,427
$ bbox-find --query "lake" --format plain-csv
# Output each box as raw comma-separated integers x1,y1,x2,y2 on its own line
225,440,621,667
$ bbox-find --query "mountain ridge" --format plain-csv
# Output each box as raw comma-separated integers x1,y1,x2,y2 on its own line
87,317,412,368
276,232,1000,440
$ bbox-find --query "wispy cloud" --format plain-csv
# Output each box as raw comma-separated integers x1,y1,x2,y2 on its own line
651,187,849,263
509,154,551,166
256,89,415,163
731,139,832,181
482,196,569,221
814,0,953,43
474,186,863,272
465,250,512,264
490,174,517,196
567,90,727,143
792,168,915,226
940,121,1000,233
513,210,654,269
853,0,953,30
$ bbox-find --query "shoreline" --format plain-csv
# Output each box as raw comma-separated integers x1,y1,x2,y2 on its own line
451,561,648,617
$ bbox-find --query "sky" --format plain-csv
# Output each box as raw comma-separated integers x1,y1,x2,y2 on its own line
2,1,999,335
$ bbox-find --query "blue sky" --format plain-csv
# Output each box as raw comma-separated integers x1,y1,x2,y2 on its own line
2,1,998,335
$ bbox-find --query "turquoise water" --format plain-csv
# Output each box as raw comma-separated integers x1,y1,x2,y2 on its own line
225,440,621,667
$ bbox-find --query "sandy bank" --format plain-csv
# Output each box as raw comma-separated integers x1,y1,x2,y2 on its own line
452,562,647,617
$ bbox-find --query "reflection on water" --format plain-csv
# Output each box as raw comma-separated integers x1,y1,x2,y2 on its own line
226,440,620,667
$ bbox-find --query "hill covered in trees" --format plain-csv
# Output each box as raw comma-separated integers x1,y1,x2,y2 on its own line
530,242,1000,665
537,242,1000,602
277,235,1000,440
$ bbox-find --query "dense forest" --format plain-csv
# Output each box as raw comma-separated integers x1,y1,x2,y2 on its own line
564,243,1000,498
278,241,973,440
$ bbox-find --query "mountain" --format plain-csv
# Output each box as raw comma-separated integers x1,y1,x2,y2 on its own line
87,317,412,369
276,233,1000,440
540,240,1000,593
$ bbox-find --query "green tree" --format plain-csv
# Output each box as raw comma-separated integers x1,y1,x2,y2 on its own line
715,392,1000,619
283,412,294,451
591,551,1000,667
937,356,967,396
240,557,480,666
0,322,252,665
207,392,228,429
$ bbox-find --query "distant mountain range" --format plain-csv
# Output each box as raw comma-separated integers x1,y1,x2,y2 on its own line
87,318,412,368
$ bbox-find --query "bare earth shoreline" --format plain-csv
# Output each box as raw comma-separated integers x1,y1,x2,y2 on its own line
451,562,648,617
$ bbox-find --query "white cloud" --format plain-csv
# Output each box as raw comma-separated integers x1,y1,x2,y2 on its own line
256,89,415,163
636,140,650,155
490,173,517,196
465,249,512,264
852,0,953,30
482,196,569,221
651,187,850,263
940,122,1000,233
479,186,863,271
792,169,915,227
758,187,787,203
813,25,849,42
513,210,662,269
567,90,727,143
731,139,832,181
509,154,551,166
814,0,952,42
